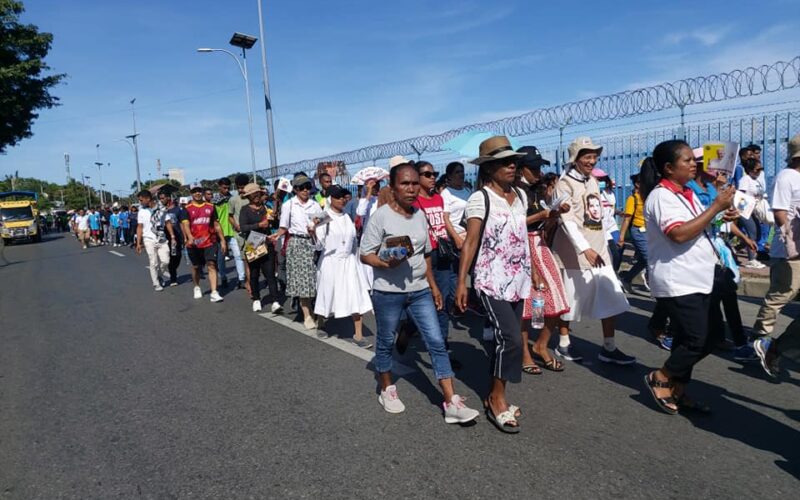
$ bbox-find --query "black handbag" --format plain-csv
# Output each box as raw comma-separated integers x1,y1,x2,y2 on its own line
422,207,459,262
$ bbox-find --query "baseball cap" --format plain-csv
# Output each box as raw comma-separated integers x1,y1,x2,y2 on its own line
516,146,551,170
328,185,350,198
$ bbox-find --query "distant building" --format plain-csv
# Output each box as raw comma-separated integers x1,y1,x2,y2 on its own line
167,168,186,185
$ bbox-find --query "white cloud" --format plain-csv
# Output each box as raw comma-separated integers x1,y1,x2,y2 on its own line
662,25,733,47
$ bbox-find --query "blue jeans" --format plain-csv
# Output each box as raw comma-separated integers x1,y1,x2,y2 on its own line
430,252,456,341
217,236,246,281
622,226,649,282
739,216,758,260
372,289,454,380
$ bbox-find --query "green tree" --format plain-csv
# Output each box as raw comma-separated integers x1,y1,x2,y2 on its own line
0,0,66,153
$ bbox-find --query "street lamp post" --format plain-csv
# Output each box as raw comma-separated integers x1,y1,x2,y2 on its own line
129,98,142,193
256,0,278,176
95,144,104,205
198,32,259,182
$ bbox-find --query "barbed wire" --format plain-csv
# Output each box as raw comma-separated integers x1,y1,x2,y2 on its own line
261,56,800,179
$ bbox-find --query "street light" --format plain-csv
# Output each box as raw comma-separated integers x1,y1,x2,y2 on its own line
198,31,259,181
129,98,142,193
95,143,104,205
256,0,279,176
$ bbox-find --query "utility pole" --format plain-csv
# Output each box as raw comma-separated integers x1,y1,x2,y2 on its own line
64,153,71,183
257,0,278,176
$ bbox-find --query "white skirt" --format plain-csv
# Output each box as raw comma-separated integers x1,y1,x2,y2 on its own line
314,253,373,318
560,266,629,322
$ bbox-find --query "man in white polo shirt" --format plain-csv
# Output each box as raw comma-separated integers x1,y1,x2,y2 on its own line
752,134,800,339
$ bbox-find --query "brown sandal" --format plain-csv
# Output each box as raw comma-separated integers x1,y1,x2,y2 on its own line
522,364,542,375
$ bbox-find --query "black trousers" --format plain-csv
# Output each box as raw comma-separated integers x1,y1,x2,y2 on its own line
168,247,182,284
249,250,279,302
709,286,746,347
649,301,669,332
659,293,714,383
479,293,524,384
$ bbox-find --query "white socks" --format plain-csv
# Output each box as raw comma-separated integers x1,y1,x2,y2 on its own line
603,337,616,351
559,335,571,348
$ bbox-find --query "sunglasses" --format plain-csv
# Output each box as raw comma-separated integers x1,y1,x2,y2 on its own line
296,184,312,191
419,171,439,178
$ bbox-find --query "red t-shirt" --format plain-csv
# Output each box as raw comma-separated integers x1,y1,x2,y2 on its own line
413,193,448,249
183,202,218,248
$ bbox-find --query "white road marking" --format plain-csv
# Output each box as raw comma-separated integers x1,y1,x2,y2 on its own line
258,312,414,376
109,251,125,257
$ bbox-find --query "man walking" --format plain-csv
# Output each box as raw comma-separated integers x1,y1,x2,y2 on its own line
136,190,170,292
181,185,227,302
74,208,90,249
159,190,185,287
215,177,246,289
752,134,800,341
228,174,253,295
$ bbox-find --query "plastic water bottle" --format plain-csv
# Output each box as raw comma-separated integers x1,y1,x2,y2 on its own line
530,285,545,330
170,240,177,257
379,246,407,262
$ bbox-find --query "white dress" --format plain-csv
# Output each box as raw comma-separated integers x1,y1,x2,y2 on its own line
314,210,373,318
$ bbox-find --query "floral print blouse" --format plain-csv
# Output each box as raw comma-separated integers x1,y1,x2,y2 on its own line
465,187,532,302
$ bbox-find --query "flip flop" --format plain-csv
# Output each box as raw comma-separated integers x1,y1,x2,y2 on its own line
540,358,564,372
483,400,521,418
486,407,520,434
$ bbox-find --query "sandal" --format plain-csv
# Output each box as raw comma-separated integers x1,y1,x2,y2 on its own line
676,395,711,414
483,400,521,418
522,364,542,375
486,407,520,434
540,357,564,372
644,371,678,415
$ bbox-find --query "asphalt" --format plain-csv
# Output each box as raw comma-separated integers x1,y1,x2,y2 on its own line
0,234,798,499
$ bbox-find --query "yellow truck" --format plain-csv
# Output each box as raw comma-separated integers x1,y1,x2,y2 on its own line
0,191,42,244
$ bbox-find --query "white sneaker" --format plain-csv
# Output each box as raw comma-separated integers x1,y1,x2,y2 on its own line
271,301,283,313
154,285,164,292
193,286,202,299
210,291,223,303
378,385,405,414
252,300,262,312
443,395,480,424
744,259,766,269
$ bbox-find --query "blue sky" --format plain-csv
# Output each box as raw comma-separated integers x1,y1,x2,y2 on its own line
2,0,799,192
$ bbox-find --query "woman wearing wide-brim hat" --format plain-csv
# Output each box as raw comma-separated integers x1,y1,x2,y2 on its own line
239,183,282,314
456,135,532,433
550,137,635,365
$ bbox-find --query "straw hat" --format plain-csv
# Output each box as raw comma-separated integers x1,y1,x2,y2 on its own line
241,182,264,197
469,136,525,165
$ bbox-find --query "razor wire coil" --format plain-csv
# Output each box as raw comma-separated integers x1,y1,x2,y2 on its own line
262,56,800,179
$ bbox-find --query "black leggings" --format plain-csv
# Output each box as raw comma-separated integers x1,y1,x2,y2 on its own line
249,251,279,302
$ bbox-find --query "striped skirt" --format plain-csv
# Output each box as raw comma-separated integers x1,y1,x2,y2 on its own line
523,231,570,319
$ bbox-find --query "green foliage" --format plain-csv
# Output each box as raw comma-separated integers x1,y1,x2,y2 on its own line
0,0,67,153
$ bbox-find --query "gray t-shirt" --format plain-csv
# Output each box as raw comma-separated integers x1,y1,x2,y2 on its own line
359,204,432,293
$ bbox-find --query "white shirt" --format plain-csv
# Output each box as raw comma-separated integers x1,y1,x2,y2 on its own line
356,196,378,227
75,215,89,231
279,197,322,236
738,174,767,199
644,184,716,298
442,187,470,235
137,206,156,242
769,168,800,259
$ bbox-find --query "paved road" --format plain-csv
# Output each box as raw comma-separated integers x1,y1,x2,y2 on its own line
1,235,798,499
